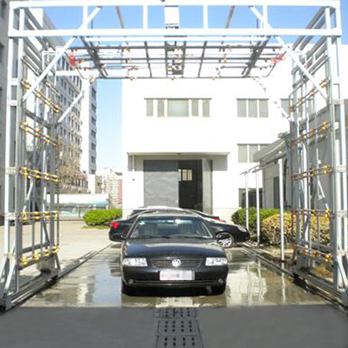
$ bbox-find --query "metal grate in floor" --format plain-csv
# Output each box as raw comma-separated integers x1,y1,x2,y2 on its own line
156,308,197,319
158,319,200,336
156,335,204,348
155,308,204,348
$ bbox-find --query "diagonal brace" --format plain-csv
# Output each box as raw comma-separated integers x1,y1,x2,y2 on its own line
250,6,328,100
58,90,85,124
22,6,102,102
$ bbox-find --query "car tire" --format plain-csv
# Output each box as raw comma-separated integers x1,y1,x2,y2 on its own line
217,233,235,248
211,284,226,295
121,281,135,296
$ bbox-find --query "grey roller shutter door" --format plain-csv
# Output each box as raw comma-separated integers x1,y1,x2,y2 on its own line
144,160,179,207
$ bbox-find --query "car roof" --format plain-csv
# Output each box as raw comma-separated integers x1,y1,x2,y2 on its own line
136,211,199,219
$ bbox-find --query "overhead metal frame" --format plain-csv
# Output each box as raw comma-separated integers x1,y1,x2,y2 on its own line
0,0,346,309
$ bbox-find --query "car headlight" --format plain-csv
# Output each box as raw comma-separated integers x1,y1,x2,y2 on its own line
206,257,228,266
122,258,148,267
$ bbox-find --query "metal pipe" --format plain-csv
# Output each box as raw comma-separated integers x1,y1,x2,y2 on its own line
256,170,260,246
245,173,249,231
279,158,285,262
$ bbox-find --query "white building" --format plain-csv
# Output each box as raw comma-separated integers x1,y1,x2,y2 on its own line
122,59,292,221
0,0,8,224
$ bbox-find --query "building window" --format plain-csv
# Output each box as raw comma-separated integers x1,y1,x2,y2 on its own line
91,104,97,113
0,42,4,65
281,98,290,116
91,156,96,164
92,87,97,100
239,189,263,208
91,117,96,126
168,99,189,117
0,0,7,20
91,143,96,151
146,98,211,118
178,169,193,182
238,144,268,163
146,99,153,117
191,99,199,117
237,99,269,118
0,87,3,111
91,130,96,138
157,99,165,117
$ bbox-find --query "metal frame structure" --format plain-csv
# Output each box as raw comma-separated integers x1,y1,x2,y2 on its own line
0,0,346,309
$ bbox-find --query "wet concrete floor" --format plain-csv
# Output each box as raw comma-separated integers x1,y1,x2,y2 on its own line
1,246,348,348
24,245,325,308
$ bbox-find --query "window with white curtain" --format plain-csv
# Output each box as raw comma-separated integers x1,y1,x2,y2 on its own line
168,99,189,117
237,99,269,118
145,98,211,118
238,144,269,163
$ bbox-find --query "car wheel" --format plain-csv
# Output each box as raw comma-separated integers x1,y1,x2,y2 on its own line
211,284,226,295
121,281,135,296
217,233,235,248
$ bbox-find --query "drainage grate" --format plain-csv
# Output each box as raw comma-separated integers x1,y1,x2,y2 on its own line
158,319,200,336
156,335,204,348
156,308,197,319
155,308,204,348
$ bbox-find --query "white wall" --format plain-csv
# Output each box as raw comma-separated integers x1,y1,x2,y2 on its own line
122,59,292,221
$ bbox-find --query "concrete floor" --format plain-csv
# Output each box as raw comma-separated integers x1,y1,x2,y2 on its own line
23,246,326,308
1,232,348,348
0,220,110,271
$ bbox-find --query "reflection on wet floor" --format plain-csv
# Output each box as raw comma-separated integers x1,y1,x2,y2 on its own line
24,245,326,308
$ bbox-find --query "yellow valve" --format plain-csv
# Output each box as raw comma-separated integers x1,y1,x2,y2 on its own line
52,246,59,254
325,254,332,263
20,257,29,267
33,253,40,261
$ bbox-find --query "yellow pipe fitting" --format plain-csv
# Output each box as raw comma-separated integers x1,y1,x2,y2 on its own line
20,257,29,267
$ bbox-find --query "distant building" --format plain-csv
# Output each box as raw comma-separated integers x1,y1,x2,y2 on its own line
81,79,98,175
97,169,123,208
88,174,103,194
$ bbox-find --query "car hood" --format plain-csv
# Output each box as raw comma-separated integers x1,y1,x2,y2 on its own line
123,239,226,258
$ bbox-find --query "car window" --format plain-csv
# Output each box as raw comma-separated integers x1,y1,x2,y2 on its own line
129,217,213,239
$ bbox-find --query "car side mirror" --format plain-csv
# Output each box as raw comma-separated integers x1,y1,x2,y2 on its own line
216,232,231,241
110,232,126,242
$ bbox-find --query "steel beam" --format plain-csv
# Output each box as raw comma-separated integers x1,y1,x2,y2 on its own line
22,6,101,102
10,0,340,8
9,28,342,39
250,6,328,100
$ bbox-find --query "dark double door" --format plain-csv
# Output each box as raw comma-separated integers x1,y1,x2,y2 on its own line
144,159,212,213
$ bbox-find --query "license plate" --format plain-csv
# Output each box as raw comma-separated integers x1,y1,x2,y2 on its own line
159,270,194,281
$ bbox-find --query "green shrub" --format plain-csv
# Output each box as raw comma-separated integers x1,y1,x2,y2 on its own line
261,213,330,245
231,208,279,231
83,208,122,226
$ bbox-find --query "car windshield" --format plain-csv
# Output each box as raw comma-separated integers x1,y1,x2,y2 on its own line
129,217,214,239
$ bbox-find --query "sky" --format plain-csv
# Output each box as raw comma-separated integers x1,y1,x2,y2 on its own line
44,1,348,172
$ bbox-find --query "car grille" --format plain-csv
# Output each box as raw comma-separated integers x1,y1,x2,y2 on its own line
151,258,202,268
